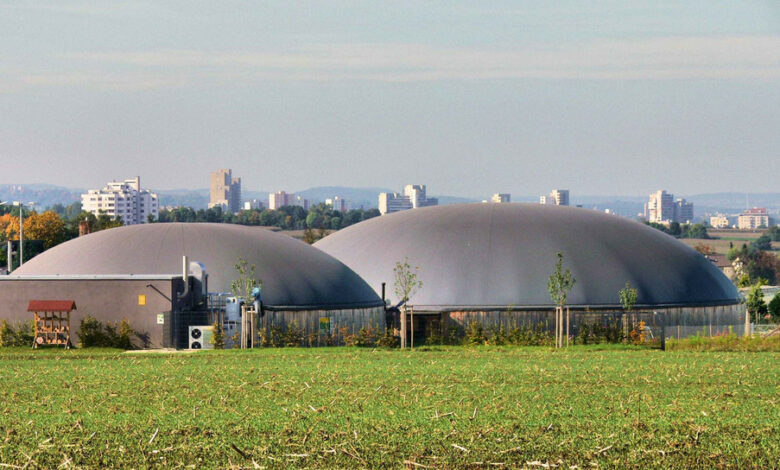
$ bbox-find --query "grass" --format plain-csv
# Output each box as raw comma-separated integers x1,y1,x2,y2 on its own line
1,346,778,469
666,332,780,352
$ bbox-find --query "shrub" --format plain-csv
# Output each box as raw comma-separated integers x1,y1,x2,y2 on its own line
0,320,35,347
376,328,399,348
211,322,225,349
282,321,303,347
426,324,444,345
507,323,552,346
769,295,780,321
487,325,509,346
667,331,780,352
77,315,135,349
78,315,106,347
340,326,358,347
465,321,486,345
355,325,378,347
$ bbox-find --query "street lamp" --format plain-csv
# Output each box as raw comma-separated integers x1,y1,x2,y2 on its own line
0,200,35,270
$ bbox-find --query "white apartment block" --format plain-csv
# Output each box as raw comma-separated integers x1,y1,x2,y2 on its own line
243,199,264,211
737,208,770,230
379,185,438,215
268,191,309,211
540,189,569,206
709,215,731,229
490,193,511,203
644,190,694,224
81,176,158,225
325,197,348,212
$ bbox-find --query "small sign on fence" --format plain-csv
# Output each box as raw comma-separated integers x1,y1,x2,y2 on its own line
319,317,332,335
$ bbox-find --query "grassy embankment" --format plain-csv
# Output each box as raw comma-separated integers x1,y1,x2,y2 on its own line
1,346,778,468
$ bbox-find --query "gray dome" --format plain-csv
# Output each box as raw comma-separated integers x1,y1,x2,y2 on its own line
13,223,382,309
315,203,739,309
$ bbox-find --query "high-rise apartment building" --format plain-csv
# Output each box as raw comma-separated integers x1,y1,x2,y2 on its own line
490,193,511,203
325,197,348,212
209,169,242,213
644,190,694,224
379,185,438,215
540,189,569,206
81,176,158,225
268,191,309,210
737,208,770,229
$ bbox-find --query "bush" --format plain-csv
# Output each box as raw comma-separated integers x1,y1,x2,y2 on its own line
486,325,509,345
376,328,399,348
507,323,552,346
574,321,623,345
356,325,379,347
465,321,486,345
77,315,135,349
282,321,303,347
0,320,35,347
211,322,225,349
667,331,780,352
768,295,780,321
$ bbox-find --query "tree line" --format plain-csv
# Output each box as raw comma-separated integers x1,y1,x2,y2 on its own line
643,220,710,239
0,202,380,269
153,203,380,231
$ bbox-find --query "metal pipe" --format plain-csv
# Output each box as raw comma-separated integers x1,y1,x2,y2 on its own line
18,203,23,267
177,255,190,300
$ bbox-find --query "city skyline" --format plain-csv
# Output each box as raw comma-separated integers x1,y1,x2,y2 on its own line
1,1,778,197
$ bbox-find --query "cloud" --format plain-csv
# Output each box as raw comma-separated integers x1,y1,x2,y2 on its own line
4,35,779,91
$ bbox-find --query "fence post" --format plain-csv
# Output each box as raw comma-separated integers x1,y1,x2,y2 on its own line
400,306,407,349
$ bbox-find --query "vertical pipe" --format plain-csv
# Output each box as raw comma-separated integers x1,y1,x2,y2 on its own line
19,203,23,267
6,241,11,273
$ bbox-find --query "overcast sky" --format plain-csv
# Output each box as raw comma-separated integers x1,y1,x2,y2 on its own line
1,1,778,198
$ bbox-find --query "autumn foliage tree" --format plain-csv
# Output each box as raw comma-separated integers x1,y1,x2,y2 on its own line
2,211,68,249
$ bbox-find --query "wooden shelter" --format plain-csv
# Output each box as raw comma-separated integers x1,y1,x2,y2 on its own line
28,300,75,349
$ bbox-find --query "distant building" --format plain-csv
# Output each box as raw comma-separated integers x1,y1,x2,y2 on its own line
644,190,693,224
737,208,770,230
540,189,569,206
709,215,731,229
378,185,438,215
706,254,736,280
209,169,242,213
490,193,511,203
268,191,309,210
325,197,348,212
81,176,158,225
243,199,264,211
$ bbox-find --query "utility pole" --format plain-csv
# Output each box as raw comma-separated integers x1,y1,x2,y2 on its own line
18,202,24,267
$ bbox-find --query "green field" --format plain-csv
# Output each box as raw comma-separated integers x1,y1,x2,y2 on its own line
1,346,778,469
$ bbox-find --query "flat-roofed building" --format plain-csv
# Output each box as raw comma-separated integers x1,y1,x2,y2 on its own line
709,215,731,229
379,184,438,215
540,189,569,206
209,169,242,213
644,190,693,224
268,191,309,210
490,193,511,203
81,176,158,225
738,208,770,229
326,197,348,212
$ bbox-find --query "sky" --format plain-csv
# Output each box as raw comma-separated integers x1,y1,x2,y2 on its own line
0,1,778,198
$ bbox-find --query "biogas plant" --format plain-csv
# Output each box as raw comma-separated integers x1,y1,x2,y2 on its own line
0,204,744,349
